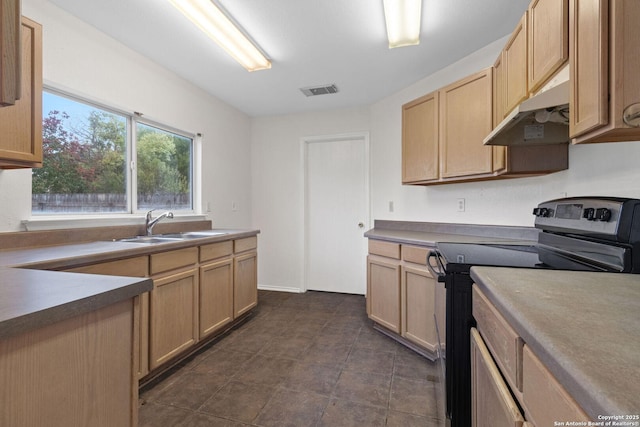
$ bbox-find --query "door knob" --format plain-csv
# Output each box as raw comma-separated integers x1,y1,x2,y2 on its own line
358,222,364,228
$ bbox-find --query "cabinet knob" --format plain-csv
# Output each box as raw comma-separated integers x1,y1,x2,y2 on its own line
623,103,640,127
358,222,364,228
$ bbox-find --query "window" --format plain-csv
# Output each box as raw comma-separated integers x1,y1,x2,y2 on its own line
32,90,194,214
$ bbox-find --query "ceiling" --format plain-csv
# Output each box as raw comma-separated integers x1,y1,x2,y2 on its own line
49,0,530,117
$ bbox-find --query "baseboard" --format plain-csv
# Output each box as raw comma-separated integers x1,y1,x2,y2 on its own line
258,284,303,293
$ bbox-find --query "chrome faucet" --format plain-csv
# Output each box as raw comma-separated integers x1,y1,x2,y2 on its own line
145,210,174,236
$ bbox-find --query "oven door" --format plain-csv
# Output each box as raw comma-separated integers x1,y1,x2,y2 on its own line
538,232,631,272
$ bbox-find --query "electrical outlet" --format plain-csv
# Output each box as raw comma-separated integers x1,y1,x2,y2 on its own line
457,198,466,212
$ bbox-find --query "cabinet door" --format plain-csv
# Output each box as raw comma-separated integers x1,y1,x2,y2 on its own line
367,255,401,333
440,68,494,179
401,264,437,351
149,268,198,370
200,257,233,338
528,0,569,94
65,256,150,378
0,17,42,168
402,91,439,183
0,0,20,105
471,328,524,427
504,13,528,115
234,251,257,318
569,0,608,138
492,54,507,173
571,0,640,143
0,300,137,427
522,345,590,427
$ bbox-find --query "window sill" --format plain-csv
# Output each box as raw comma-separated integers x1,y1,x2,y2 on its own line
22,213,209,231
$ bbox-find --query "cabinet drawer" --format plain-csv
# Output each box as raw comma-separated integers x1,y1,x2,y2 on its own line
472,285,523,393
368,240,400,259
471,328,524,427
522,345,589,427
200,240,233,262
66,256,149,277
402,245,430,265
234,236,257,253
150,247,198,275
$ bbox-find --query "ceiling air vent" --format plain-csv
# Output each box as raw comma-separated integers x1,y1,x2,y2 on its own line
300,84,339,97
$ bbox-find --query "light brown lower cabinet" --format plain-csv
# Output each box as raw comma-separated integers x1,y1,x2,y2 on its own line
150,267,199,370
60,235,259,378
473,284,591,427
234,251,258,318
65,256,150,378
401,264,436,350
522,344,590,426
367,254,401,333
401,244,444,353
233,237,258,318
471,328,524,427
367,240,444,356
200,257,234,338
0,299,138,427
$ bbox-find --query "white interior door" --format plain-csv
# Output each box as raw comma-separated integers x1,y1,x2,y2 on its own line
305,134,369,294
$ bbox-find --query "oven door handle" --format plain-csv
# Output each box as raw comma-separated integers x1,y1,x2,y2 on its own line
427,250,446,282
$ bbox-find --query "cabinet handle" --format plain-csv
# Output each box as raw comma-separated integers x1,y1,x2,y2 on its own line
623,103,640,127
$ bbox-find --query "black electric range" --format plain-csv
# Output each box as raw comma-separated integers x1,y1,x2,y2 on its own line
428,197,640,427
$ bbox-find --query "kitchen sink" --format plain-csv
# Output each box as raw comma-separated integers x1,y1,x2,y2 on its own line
116,235,183,244
116,230,230,244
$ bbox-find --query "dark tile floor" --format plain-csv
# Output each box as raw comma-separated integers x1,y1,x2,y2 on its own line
139,290,444,427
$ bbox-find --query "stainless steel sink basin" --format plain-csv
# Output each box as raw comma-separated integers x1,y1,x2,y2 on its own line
117,235,183,244
116,230,230,243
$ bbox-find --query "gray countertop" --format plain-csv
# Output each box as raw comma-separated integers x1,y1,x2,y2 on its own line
0,229,259,270
0,228,258,338
365,220,538,247
470,266,640,419
0,267,152,339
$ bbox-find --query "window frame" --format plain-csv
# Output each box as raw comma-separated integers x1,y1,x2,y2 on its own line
33,86,199,218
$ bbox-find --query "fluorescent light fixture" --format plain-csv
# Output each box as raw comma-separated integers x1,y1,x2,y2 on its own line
383,0,422,48
167,0,271,71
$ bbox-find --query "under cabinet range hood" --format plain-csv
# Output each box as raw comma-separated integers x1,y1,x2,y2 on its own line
484,68,570,146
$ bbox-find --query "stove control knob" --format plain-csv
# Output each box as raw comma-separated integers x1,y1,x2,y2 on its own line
532,208,541,216
539,208,551,217
583,208,595,221
595,208,612,222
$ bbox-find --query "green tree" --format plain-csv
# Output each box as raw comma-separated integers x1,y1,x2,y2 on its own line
32,111,88,193
137,130,188,198
33,110,127,195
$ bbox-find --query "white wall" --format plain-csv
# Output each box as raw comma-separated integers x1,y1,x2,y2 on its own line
0,0,253,232
253,36,640,292
251,109,370,292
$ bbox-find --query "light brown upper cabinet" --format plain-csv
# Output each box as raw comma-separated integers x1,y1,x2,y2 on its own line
0,0,21,105
401,70,494,184
440,68,494,179
570,0,640,143
402,65,567,186
498,0,569,120
503,13,529,116
528,0,569,94
402,91,439,184
0,16,42,169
